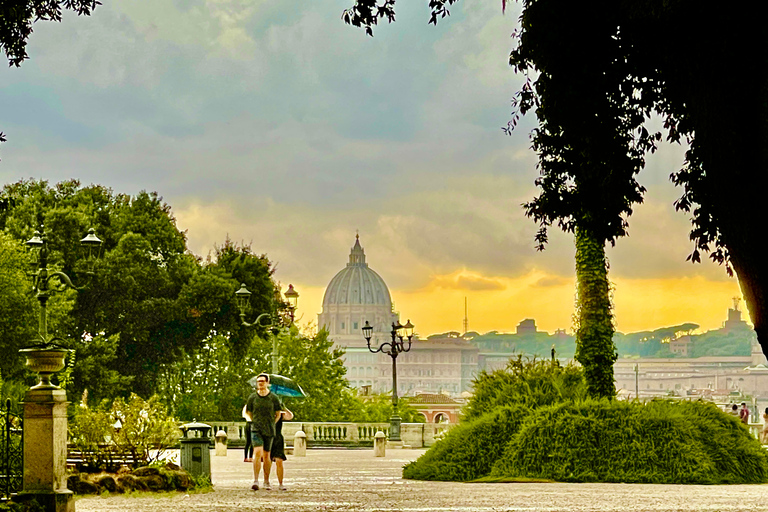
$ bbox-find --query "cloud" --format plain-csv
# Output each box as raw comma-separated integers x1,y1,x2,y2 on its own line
431,271,507,291
535,276,570,288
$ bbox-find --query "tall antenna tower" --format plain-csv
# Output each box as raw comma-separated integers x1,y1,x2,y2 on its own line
462,297,469,335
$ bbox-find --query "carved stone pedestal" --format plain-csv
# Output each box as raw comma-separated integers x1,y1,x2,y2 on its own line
18,387,73,512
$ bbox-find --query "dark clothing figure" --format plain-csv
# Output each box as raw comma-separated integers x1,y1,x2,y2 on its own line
271,418,287,461
244,421,254,461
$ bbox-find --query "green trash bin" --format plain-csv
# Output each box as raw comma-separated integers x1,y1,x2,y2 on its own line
180,421,212,479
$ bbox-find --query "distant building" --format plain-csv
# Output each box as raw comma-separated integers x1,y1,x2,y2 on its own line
408,393,463,423
516,319,537,335
723,298,750,334
669,335,692,356
319,236,476,395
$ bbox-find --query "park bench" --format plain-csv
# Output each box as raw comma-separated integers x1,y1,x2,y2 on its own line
66,445,144,472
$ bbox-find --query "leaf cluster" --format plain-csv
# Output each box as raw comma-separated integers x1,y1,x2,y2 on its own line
341,0,458,37
0,0,100,67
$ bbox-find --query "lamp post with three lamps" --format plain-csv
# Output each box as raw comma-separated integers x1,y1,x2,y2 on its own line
22,227,103,383
235,283,299,374
19,226,102,512
362,319,414,442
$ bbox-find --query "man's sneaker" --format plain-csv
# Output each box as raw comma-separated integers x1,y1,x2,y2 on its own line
263,481,272,490
244,458,253,462
279,485,287,491
251,482,259,491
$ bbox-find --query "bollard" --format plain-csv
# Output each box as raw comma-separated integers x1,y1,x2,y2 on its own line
215,429,228,456
374,431,387,457
294,430,307,457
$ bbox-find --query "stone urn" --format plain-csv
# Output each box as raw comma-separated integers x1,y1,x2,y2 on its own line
19,343,70,390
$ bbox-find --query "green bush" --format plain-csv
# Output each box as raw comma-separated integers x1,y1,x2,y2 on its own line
402,404,530,481
491,399,768,484
69,394,180,470
462,355,586,422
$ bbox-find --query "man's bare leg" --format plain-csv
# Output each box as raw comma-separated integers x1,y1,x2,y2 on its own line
263,451,272,488
252,446,264,487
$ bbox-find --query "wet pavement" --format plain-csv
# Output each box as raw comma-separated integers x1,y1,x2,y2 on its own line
76,448,768,511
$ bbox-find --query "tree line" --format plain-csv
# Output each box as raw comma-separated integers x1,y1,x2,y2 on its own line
0,179,408,423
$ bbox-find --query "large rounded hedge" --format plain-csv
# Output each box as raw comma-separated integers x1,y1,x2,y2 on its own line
402,404,531,481
405,399,768,484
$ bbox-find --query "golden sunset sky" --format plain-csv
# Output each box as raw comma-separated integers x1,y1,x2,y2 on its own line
1,0,747,337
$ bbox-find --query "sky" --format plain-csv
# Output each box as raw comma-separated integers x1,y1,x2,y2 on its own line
0,0,745,338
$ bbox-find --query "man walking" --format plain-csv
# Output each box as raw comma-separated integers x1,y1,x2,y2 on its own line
245,373,283,491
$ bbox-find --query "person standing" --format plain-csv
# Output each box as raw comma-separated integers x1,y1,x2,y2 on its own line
271,408,294,491
245,373,283,491
739,402,750,424
242,405,254,462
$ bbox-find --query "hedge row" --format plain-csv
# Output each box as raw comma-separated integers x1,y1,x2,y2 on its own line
404,399,768,484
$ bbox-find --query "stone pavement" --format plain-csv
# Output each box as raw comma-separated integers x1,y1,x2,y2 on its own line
76,448,768,511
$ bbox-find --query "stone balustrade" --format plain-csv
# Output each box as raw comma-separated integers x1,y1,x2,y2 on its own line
204,421,452,448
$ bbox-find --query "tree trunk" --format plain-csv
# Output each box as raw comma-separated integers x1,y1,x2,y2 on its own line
574,226,617,398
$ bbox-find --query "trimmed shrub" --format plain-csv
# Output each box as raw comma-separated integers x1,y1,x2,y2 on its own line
463,356,586,422
403,404,530,481
491,399,768,484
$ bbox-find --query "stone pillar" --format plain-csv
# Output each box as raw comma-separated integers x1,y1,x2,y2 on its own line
215,430,228,456
293,430,306,457
374,431,387,457
19,387,73,512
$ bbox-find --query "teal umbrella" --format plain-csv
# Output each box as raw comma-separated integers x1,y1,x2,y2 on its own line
249,374,307,398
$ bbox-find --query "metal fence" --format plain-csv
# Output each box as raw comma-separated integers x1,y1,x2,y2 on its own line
0,398,23,501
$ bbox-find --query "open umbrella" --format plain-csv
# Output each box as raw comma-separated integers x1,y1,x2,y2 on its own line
248,374,307,398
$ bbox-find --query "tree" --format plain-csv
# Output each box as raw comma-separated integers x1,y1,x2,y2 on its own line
342,0,640,397
277,328,363,422
0,179,273,401
0,231,37,381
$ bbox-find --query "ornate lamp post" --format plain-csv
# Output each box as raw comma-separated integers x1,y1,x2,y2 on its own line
235,283,299,374
22,227,102,383
362,319,414,442
19,226,102,512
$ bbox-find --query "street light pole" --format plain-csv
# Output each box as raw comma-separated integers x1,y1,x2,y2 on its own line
235,283,299,374
19,226,102,512
362,319,415,442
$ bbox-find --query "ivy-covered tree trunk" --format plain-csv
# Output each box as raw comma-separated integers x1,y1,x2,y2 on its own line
574,226,617,398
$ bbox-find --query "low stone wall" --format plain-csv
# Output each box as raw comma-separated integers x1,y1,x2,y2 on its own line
205,421,453,448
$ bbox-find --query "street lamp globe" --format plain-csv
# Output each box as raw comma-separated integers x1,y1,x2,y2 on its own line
235,283,252,315
284,284,299,310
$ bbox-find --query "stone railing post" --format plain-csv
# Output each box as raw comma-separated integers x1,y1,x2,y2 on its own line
215,430,228,456
374,431,387,457
294,430,307,457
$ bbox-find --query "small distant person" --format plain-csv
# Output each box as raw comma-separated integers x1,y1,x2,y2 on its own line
245,373,283,491
242,404,254,462
271,408,294,491
729,404,739,417
739,402,750,424
761,408,768,444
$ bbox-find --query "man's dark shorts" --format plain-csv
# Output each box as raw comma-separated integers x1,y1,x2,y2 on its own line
251,431,274,452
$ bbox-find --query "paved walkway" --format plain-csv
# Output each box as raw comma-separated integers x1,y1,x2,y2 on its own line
76,448,768,511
